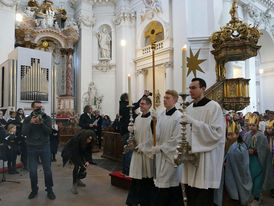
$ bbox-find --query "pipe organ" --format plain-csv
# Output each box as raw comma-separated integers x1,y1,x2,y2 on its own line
20,58,49,101
0,47,53,115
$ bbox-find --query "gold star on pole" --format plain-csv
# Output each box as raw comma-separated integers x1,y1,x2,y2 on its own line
187,48,206,77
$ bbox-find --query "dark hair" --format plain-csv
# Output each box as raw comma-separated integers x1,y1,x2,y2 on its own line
83,105,91,113
191,78,207,88
9,111,16,116
31,100,42,108
16,108,25,119
141,97,152,105
76,129,96,149
120,93,128,101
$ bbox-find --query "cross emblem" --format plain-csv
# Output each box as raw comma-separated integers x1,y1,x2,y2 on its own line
145,21,163,44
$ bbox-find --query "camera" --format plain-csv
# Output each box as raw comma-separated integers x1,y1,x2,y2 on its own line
31,107,46,121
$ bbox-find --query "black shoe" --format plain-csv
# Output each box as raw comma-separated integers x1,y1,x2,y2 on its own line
91,161,97,165
28,191,37,199
14,170,19,174
47,191,56,200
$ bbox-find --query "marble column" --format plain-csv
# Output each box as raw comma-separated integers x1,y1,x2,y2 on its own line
245,57,257,112
114,0,136,106
65,49,74,96
71,0,95,113
164,62,173,90
0,0,17,64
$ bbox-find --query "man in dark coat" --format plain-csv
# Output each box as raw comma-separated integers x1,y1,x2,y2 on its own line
119,90,151,176
79,105,95,130
22,101,55,200
78,105,97,165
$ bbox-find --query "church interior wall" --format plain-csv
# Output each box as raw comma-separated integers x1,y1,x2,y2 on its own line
92,69,116,119
0,4,16,65
0,0,273,116
257,30,274,113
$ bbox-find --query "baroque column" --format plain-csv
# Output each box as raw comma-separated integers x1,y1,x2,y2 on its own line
61,48,74,96
71,0,95,113
113,0,136,105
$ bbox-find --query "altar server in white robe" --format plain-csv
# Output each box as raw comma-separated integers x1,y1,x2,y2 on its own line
151,90,184,206
182,78,226,206
126,97,155,206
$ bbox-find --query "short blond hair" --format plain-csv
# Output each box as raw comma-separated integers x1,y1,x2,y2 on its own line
7,124,16,133
165,90,179,99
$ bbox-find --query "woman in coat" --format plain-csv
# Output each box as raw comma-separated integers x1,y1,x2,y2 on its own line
62,129,97,194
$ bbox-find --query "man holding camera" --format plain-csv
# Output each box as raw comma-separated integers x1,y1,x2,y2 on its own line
22,101,55,200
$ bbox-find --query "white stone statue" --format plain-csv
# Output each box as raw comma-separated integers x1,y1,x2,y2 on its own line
54,21,60,30
40,18,47,28
24,6,35,17
45,10,55,27
97,27,111,59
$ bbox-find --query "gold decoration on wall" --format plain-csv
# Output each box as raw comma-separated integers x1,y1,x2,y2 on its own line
187,48,206,78
38,40,50,51
27,0,67,19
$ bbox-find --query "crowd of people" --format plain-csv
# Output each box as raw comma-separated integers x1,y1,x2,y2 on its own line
1,78,273,206
121,78,274,206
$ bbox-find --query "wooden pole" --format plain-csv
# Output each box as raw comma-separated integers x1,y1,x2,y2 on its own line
152,43,156,147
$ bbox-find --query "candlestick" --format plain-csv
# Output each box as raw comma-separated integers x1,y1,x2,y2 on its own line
182,45,187,93
128,74,132,105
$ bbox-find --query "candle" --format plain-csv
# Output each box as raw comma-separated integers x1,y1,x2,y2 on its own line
182,45,187,93
128,74,132,105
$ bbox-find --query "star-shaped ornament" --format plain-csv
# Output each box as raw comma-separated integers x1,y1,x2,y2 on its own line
187,48,206,77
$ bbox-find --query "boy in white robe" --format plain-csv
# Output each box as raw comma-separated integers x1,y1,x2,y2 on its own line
151,90,184,206
126,97,155,206
182,78,226,206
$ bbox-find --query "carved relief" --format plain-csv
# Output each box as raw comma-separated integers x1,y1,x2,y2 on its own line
75,13,95,28
94,60,115,72
140,0,162,22
247,4,274,37
113,9,136,25
82,82,104,110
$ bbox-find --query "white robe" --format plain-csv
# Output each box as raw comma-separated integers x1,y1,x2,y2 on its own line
154,109,182,188
182,100,226,189
129,114,154,179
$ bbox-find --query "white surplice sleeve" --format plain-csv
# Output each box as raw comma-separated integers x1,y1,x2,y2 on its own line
159,113,182,164
188,102,225,153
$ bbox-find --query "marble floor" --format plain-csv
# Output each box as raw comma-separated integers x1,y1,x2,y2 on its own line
0,151,273,206
0,151,127,206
